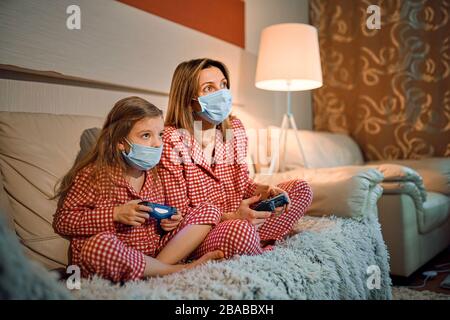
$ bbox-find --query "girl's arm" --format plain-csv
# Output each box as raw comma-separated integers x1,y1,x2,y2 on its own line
53,169,116,237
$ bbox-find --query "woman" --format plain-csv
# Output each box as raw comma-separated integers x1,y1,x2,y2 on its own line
157,58,313,261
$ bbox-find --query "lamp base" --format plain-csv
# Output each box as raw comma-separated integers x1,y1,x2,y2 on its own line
268,113,307,175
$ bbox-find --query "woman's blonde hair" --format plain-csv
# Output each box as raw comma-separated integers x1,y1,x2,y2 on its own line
53,96,163,206
165,58,233,139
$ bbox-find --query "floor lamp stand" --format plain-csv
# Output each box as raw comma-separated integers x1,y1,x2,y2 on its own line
268,90,308,175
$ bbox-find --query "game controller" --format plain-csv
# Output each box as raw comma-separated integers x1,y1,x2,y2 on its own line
253,193,290,212
139,201,177,220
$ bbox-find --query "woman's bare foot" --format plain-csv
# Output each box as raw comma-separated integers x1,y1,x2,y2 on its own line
185,250,224,270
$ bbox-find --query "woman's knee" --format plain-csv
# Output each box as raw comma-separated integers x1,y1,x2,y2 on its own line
289,180,313,207
220,220,261,257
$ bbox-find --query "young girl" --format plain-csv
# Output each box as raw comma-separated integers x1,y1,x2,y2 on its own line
53,96,223,283
159,58,313,259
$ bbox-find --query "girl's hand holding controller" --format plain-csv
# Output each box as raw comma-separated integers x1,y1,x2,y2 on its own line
160,212,182,232
113,199,151,226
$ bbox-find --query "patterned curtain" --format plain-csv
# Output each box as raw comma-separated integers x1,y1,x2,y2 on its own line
309,0,450,160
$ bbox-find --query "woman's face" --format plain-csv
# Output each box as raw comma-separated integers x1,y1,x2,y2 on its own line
192,66,228,112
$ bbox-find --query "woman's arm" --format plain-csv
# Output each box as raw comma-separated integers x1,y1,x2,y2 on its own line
220,211,235,222
243,177,259,199
53,169,116,237
157,131,220,220
231,118,261,200
221,195,272,223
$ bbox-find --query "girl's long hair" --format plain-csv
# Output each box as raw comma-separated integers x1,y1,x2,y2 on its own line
165,58,234,140
53,96,163,207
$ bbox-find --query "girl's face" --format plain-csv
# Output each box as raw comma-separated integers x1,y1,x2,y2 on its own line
191,66,228,112
119,116,164,151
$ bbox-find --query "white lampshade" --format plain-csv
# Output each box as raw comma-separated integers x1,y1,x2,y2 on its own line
255,23,323,91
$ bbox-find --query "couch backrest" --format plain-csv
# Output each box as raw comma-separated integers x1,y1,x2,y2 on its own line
0,111,103,269
0,111,364,269
260,126,364,171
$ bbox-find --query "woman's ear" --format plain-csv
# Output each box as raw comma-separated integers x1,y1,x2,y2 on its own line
191,98,202,112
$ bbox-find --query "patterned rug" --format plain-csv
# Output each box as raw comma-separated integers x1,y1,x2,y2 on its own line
392,287,450,300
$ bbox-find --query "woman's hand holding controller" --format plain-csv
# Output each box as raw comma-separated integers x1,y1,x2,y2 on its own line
253,183,290,215
267,185,291,216
233,194,272,226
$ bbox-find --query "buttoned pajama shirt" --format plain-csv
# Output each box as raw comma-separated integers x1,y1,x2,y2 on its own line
53,166,220,282
158,118,313,260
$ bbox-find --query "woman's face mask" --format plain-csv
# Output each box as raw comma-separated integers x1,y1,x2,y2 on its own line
121,138,163,171
195,89,233,125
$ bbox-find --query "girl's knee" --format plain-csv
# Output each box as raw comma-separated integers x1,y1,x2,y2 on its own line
80,232,117,263
82,231,116,249
186,203,222,226
80,232,144,282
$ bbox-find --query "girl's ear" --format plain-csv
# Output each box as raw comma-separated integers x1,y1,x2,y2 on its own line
117,140,125,152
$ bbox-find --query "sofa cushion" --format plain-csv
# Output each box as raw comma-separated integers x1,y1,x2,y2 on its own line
0,111,104,269
419,192,450,234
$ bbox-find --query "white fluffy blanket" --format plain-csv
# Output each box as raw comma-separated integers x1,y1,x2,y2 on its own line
71,214,392,300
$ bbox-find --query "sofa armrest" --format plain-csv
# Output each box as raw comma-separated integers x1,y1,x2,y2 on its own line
254,166,384,219
365,163,427,202
367,158,449,196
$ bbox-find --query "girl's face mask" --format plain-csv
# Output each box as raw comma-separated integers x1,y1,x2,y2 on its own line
195,89,233,125
121,138,163,171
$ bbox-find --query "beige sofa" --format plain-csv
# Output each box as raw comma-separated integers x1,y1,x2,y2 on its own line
0,112,102,269
261,127,450,277
0,111,387,273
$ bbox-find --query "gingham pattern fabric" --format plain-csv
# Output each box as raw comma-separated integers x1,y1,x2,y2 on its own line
53,165,220,282
190,179,313,259
157,202,222,250
158,118,313,259
79,231,146,282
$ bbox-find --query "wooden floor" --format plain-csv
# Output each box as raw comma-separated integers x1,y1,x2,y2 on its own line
391,246,450,295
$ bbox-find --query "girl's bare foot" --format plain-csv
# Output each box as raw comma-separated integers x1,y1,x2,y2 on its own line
185,250,224,270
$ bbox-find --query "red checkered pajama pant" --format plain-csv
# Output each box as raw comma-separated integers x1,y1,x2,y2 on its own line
78,179,312,282
189,179,313,259
77,202,221,282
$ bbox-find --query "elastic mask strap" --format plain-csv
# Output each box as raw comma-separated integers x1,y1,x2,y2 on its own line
124,138,133,148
